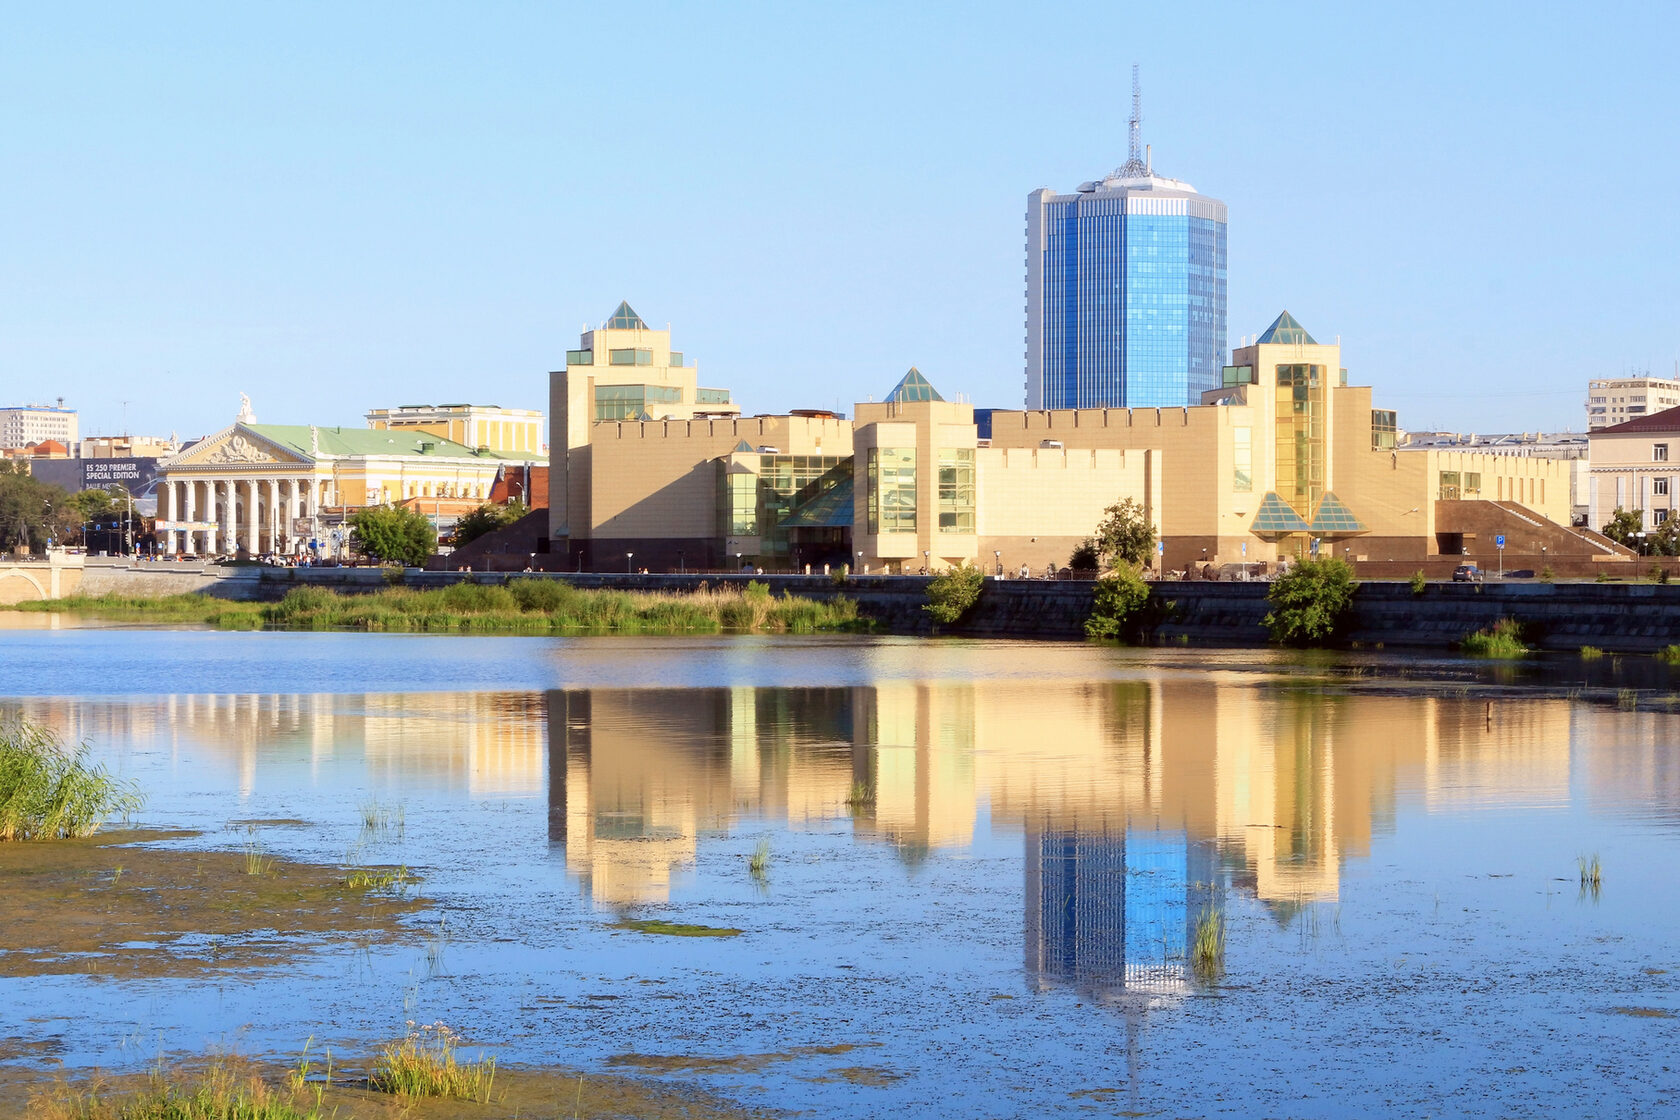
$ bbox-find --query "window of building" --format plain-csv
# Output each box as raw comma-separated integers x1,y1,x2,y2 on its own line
1232,427,1252,491
1657,444,1670,462
566,349,593,367
608,348,654,366
1439,471,1461,501
1370,410,1397,452
937,449,976,532
1464,472,1482,498
1659,509,1671,524
720,469,757,536
1657,478,1670,496
867,448,916,534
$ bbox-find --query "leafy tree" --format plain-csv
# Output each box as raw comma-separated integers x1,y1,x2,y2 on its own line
1067,539,1101,572
1652,516,1680,557
452,499,528,548
1601,507,1643,548
1084,566,1150,639
349,505,437,567
1092,497,1157,570
1263,557,1358,646
67,487,121,522
0,462,70,554
923,562,985,626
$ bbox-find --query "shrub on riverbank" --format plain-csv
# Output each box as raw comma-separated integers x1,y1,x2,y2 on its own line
924,563,985,626
1461,618,1530,658
1263,558,1358,646
0,717,142,841
1084,566,1150,639
11,580,863,636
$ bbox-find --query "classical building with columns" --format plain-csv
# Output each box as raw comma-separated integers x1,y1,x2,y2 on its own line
155,413,533,558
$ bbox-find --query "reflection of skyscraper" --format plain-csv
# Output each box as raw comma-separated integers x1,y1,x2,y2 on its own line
1024,822,1217,999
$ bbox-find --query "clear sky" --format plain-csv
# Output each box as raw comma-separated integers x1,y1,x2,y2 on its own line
3,1,1677,442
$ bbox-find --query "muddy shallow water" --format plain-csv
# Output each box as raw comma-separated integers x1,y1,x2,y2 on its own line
3,629,1679,1117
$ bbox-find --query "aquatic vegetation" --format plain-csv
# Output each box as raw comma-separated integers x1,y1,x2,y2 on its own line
13,581,866,636
748,836,771,879
613,919,742,938
1190,907,1225,982
243,829,275,877
369,1020,497,1102
1578,853,1602,888
845,780,876,809
1580,645,1605,660
46,1059,328,1119
1460,618,1530,659
0,716,142,841
357,798,404,839
1656,644,1680,665
1618,688,1639,710
343,864,411,892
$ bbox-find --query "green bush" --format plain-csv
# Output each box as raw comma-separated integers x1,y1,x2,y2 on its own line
506,576,578,613
1540,565,1556,583
923,563,985,626
1656,644,1680,665
437,582,518,613
1263,558,1358,646
1461,617,1530,658
1067,539,1101,573
1410,570,1427,595
1084,566,1150,639
744,580,772,602
0,717,143,841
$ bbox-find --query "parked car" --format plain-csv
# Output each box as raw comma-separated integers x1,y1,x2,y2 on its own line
1452,564,1482,583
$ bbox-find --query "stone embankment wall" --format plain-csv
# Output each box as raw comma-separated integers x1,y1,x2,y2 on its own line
43,562,1680,653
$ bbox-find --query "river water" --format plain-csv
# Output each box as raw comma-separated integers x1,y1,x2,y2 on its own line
2,626,1678,1117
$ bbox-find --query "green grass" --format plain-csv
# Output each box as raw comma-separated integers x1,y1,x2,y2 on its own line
612,919,742,938
1460,618,1530,659
369,1021,497,1102
342,864,411,892
747,836,770,879
1580,645,1605,660
0,716,143,841
46,1060,327,1119
242,830,275,877
1190,907,1225,982
11,580,867,636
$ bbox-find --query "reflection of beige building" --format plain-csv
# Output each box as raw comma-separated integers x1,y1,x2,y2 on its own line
549,310,1575,573
545,679,1574,910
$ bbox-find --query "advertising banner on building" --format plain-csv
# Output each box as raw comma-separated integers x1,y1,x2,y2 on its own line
81,458,154,492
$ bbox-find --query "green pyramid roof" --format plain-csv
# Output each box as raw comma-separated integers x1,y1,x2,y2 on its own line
606,301,648,330
1249,492,1312,537
1310,492,1367,535
1257,311,1317,346
885,367,944,403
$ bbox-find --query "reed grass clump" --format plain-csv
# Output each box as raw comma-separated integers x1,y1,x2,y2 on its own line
845,780,876,809
747,836,770,879
1578,853,1602,887
0,717,142,842
46,1060,327,1120
369,1021,497,1102
1656,644,1680,665
1580,645,1605,660
1460,618,1530,659
1190,907,1225,981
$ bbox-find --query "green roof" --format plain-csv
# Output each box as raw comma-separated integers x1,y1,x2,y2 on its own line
1257,311,1317,346
606,301,648,330
1250,492,1312,537
1310,492,1367,535
885,367,944,403
245,424,515,461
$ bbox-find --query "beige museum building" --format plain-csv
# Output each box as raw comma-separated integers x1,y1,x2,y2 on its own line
550,308,1592,574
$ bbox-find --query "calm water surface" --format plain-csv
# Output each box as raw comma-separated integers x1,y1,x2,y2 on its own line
2,627,1678,1117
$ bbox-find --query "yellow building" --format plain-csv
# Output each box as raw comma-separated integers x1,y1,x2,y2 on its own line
366,403,543,457
559,301,738,424
156,398,535,557
1586,405,1680,531
548,310,1577,573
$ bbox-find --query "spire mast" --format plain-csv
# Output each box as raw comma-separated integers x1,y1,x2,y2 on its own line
1128,64,1143,168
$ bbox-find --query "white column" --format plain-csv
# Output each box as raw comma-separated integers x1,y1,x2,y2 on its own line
241,479,257,557
266,478,280,554
184,480,198,555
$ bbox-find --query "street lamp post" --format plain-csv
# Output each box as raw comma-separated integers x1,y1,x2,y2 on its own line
626,551,634,574
922,549,929,574
855,550,862,575
678,549,685,575
993,549,1001,577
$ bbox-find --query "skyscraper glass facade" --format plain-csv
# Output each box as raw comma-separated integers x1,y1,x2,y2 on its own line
1028,182,1226,410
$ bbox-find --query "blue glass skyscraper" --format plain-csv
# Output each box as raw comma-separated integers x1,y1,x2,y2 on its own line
1024,77,1226,410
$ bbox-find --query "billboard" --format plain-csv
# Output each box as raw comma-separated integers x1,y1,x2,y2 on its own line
81,458,154,492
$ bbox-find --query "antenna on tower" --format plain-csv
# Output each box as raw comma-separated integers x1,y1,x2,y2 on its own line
1112,64,1151,180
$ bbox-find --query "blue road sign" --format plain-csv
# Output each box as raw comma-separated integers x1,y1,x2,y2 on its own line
1496,535,1506,550
1157,541,1164,554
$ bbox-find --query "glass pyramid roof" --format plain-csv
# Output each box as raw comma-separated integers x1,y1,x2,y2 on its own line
606,301,648,330
885,367,944,403
1310,492,1368,535
1250,492,1312,536
781,483,855,529
1257,311,1317,346
732,439,756,453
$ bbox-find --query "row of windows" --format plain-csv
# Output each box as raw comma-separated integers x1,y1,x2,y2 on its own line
1438,471,1483,500
938,449,976,532
867,448,916,534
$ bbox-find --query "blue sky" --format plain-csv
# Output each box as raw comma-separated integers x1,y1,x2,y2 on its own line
3,1,1676,441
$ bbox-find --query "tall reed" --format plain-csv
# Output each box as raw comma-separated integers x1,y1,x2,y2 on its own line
0,717,142,841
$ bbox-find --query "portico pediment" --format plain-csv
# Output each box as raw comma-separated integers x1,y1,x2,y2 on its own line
166,426,311,470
